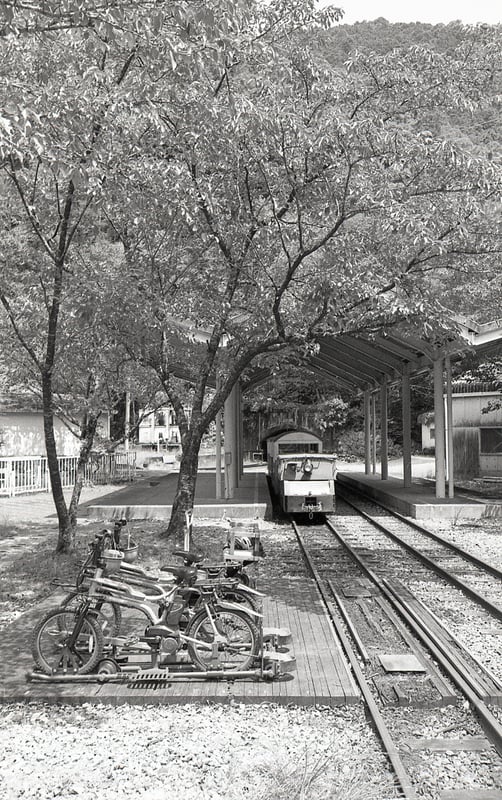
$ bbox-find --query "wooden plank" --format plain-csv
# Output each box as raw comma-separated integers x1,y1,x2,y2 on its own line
293,579,330,702
296,573,334,698
313,606,348,702
404,737,491,752
301,574,343,701
262,594,290,701
281,577,315,700
288,580,321,703
440,791,502,800
342,587,374,598
280,586,315,704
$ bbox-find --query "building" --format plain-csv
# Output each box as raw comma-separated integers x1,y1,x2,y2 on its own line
0,394,110,457
451,381,502,478
137,404,188,448
419,381,502,478
418,411,435,453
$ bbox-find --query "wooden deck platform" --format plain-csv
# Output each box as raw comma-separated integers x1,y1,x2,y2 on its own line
0,529,360,708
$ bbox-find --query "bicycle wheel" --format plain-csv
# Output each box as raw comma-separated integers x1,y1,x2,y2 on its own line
31,607,104,675
61,592,122,637
186,607,260,672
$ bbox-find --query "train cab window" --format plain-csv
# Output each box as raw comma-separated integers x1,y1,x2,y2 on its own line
278,443,320,454
284,462,298,479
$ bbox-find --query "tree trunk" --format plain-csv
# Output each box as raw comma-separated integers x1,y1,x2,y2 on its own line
67,413,100,532
165,428,203,545
41,372,73,552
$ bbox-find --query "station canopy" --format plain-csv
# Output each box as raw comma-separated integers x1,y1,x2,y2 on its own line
242,317,502,395
163,313,502,395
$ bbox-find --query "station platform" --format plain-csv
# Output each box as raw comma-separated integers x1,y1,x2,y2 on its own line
336,471,501,520
82,467,272,521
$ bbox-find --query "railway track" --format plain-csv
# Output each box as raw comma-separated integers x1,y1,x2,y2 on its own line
334,488,502,681
291,511,502,800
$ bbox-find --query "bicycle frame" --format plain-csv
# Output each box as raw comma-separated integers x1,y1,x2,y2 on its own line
86,568,262,650
75,533,263,606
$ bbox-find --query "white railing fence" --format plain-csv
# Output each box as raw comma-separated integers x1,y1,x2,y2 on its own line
0,452,137,497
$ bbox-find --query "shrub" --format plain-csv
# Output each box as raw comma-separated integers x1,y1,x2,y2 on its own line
336,430,402,461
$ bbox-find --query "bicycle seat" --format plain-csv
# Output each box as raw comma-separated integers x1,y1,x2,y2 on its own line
171,549,204,565
159,564,198,585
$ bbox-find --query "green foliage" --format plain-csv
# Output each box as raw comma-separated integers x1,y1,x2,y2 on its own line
1,5,501,531
455,358,502,384
321,18,469,64
243,365,348,449
337,429,402,461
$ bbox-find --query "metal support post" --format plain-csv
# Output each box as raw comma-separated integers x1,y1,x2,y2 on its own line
371,392,377,474
364,391,371,475
380,380,388,480
402,366,412,488
124,390,131,451
433,356,446,498
237,382,244,483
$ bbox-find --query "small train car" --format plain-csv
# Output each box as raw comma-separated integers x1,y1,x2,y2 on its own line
265,428,336,515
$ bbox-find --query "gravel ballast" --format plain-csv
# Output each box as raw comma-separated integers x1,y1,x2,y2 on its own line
0,702,396,800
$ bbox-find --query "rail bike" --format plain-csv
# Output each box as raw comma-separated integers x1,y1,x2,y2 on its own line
28,523,295,684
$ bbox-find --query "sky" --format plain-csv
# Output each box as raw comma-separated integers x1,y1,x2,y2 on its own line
330,1,501,26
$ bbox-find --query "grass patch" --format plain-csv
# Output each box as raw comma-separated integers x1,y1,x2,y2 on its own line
228,748,395,800
0,519,232,625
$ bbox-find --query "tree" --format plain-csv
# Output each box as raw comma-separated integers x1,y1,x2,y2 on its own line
98,15,501,539
0,5,142,550
2,3,501,546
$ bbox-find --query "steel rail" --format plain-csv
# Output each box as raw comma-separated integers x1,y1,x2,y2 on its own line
336,483,502,581
395,582,502,694
291,520,419,800
383,580,502,757
323,517,502,758
335,494,502,622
